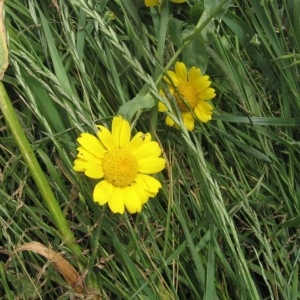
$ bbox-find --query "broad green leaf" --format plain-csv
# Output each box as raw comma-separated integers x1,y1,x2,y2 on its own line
117,92,155,122
168,17,184,48
182,25,208,72
204,0,232,18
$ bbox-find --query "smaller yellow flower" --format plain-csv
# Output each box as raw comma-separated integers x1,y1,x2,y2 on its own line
73,116,166,214
145,0,186,7
159,62,216,131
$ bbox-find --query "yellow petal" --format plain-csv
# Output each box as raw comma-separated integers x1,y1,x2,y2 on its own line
77,133,105,158
166,115,175,127
143,132,151,142
194,103,213,123
111,116,131,148
172,0,186,2
192,75,208,88
93,180,112,205
127,132,151,151
132,141,162,160
135,174,162,196
199,88,216,100
158,101,168,112
195,78,211,94
76,146,105,160
175,62,187,83
145,0,159,7
131,183,149,204
164,71,180,86
73,158,87,172
123,187,142,214
128,132,144,148
138,157,166,174
188,66,202,84
201,101,214,111
84,160,104,179
96,125,115,150
182,112,195,131
108,187,125,214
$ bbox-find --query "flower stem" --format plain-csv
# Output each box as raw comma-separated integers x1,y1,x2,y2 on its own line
0,82,82,257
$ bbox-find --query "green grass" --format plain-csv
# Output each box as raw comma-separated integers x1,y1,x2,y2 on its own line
1,0,300,299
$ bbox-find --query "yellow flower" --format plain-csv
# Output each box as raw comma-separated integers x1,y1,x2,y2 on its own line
73,116,166,214
159,62,216,131
145,0,186,7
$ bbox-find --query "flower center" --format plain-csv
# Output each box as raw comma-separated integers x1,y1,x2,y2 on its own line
174,83,199,112
102,149,138,188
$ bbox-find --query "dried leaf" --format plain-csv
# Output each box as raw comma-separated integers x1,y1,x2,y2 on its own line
16,241,85,293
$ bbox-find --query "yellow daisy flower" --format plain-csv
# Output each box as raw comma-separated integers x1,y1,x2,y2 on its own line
159,61,216,131
73,116,166,214
145,0,187,7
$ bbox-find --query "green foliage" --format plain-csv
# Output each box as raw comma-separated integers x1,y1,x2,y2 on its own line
1,0,300,299
118,92,156,122
0,0,8,79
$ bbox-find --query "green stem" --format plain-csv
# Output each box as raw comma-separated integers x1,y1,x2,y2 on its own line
0,82,82,257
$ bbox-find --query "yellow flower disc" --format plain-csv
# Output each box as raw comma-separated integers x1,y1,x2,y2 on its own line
102,149,138,188
175,82,199,112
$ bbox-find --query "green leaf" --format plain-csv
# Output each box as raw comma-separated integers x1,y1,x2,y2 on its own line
23,72,70,135
7,272,40,299
168,17,184,48
213,125,272,163
204,230,216,300
204,0,232,18
120,0,142,25
0,263,14,300
182,25,208,72
0,0,8,79
213,115,300,126
117,92,155,122
38,8,73,96
280,216,300,229
189,3,204,25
